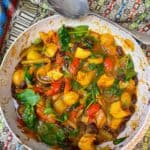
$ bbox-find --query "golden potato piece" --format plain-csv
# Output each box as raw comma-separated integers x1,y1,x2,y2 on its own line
75,47,91,59
63,91,79,106
110,118,123,130
121,92,131,108
54,99,67,114
13,69,24,86
78,134,96,150
97,74,114,88
45,43,58,57
110,101,130,119
88,58,103,64
100,33,115,46
47,69,63,81
27,50,42,60
77,71,95,86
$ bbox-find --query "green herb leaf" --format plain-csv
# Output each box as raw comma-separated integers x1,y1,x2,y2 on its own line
16,89,40,106
96,64,104,77
38,123,65,146
58,25,70,51
24,67,32,84
125,70,137,81
107,80,122,96
32,38,41,45
113,137,127,145
44,101,56,115
71,79,81,90
69,25,89,41
57,112,68,122
22,105,37,130
88,63,97,70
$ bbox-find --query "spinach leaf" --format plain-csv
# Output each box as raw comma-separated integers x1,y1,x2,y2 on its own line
88,64,97,70
96,64,104,77
38,123,65,146
58,25,70,51
113,137,127,145
107,80,122,96
16,89,40,106
85,82,100,108
71,79,81,90
82,35,96,49
57,112,68,122
44,101,56,115
117,55,136,81
24,67,32,84
22,105,37,130
69,25,89,41
88,63,104,77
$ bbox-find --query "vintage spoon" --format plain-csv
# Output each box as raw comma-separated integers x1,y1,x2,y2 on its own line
48,0,150,45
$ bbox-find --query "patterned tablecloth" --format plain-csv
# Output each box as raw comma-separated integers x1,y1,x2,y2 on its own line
0,0,150,150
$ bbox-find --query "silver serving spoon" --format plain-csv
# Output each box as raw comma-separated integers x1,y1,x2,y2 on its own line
48,0,150,45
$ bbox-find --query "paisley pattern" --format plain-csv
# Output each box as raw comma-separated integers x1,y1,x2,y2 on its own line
0,0,150,149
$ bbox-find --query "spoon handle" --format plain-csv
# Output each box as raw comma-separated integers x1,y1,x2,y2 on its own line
88,12,150,45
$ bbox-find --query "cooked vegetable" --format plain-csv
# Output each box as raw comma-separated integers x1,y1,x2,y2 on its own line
12,25,138,149
78,134,96,150
53,99,67,114
88,57,103,64
77,71,95,86
58,25,70,51
113,137,127,145
13,69,24,86
104,57,114,72
97,74,114,88
16,89,40,106
100,33,115,46
75,47,91,59
69,57,80,75
110,118,123,130
121,92,131,109
45,43,58,57
47,69,63,81
22,105,37,130
110,101,130,119
63,91,79,106
27,50,42,60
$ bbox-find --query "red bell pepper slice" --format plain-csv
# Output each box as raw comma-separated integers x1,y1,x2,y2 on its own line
64,78,71,93
104,57,114,72
45,79,62,96
87,103,100,119
69,57,80,75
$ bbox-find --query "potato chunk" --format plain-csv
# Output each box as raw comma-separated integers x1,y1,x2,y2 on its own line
77,71,95,86
47,69,63,81
13,69,24,86
100,33,115,46
75,47,91,59
45,43,58,57
78,134,96,150
54,99,67,114
110,101,130,119
88,58,103,64
27,50,41,60
63,91,79,106
110,118,123,130
97,74,114,88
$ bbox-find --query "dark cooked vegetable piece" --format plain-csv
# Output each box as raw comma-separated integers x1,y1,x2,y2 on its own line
12,25,138,150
